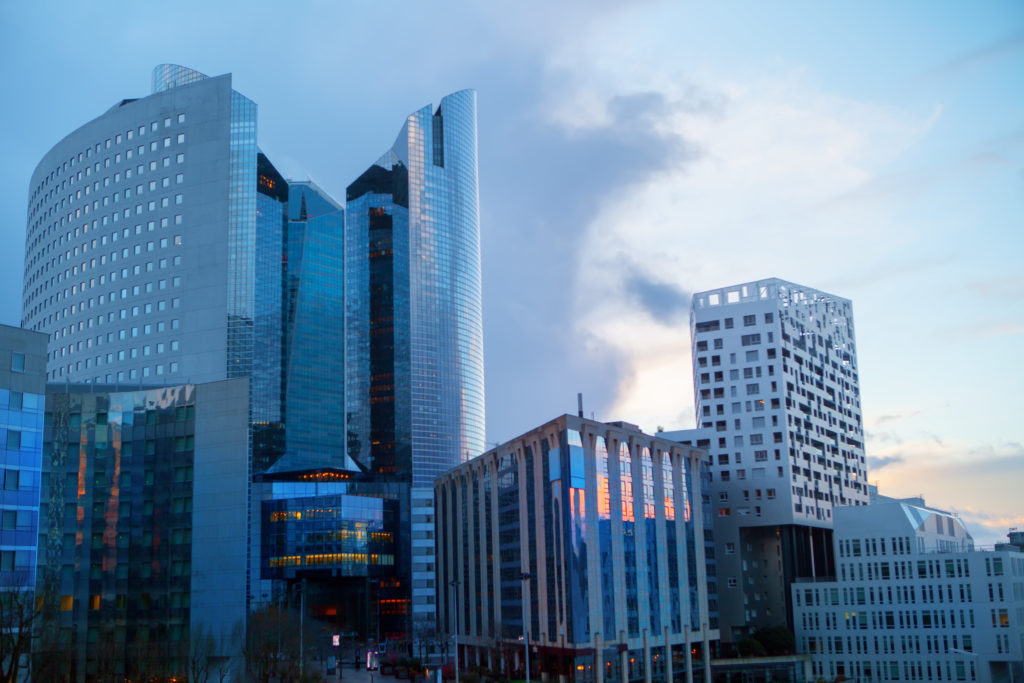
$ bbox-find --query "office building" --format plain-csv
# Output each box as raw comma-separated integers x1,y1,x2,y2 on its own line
0,326,47,589
24,63,262,387
793,495,1024,683
34,379,249,681
667,278,869,641
346,89,485,649
435,415,718,683
20,64,347,473
0,326,46,682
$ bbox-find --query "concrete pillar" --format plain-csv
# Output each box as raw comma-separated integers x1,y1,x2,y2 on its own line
619,631,628,683
664,627,672,683
701,626,711,683
643,630,651,683
684,626,693,683
595,632,604,683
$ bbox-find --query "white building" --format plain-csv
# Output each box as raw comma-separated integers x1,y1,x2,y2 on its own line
665,278,869,641
793,495,1024,682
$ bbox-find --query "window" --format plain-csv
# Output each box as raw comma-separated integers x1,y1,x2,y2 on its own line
743,314,756,326
10,352,25,372
4,469,19,490
6,430,21,450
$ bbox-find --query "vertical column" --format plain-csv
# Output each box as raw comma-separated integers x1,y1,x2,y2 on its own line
643,629,651,683
664,627,672,683
619,631,628,683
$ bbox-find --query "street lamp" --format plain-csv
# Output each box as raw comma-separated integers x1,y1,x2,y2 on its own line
520,572,531,683
450,579,460,683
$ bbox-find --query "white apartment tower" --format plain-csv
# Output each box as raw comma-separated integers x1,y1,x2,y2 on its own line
669,278,869,641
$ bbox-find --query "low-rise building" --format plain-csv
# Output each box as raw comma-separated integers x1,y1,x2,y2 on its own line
793,495,1024,682
435,414,718,683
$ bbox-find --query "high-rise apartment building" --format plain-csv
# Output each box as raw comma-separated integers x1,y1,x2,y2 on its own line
793,494,1024,683
345,89,485,648
667,278,868,641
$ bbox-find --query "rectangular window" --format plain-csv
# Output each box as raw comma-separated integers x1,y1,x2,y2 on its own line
10,352,25,372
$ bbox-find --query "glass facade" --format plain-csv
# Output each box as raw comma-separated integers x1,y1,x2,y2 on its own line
436,416,716,683
37,386,200,680
225,90,258,385
0,389,44,590
253,153,288,472
346,90,484,642
280,182,346,471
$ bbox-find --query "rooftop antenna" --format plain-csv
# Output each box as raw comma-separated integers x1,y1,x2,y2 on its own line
577,393,583,418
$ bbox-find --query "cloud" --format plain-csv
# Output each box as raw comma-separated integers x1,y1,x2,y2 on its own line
542,62,926,431
867,455,904,469
872,410,923,426
926,27,1024,78
869,439,1024,545
624,273,692,322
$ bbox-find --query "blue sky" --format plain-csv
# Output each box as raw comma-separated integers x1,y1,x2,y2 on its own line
1,1,1021,544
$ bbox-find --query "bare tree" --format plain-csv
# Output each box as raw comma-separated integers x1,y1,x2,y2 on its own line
0,582,37,683
244,604,302,683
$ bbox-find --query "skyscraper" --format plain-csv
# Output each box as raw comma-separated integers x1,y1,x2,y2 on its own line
24,64,261,388
345,90,485,648
20,65,354,672
667,278,868,641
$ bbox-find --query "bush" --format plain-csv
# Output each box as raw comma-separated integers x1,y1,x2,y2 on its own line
751,626,795,656
737,637,766,658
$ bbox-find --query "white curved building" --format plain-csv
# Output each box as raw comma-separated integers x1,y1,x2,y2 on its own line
23,64,263,387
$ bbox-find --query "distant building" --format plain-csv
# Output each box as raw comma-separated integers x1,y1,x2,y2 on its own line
34,379,249,681
436,415,718,683
792,495,1024,683
667,278,869,641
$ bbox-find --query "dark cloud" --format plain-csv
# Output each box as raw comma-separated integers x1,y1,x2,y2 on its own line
865,430,903,445
624,273,691,322
867,455,904,469
480,75,704,442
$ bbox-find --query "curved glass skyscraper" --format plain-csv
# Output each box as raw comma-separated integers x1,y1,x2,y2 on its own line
346,90,485,644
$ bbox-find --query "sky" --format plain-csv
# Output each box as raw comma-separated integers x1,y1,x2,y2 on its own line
1,1,1021,545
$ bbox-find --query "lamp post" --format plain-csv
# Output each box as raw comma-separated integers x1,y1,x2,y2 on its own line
520,572,531,683
450,579,460,683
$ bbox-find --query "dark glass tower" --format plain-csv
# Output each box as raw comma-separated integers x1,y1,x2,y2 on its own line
278,181,347,471
346,90,485,648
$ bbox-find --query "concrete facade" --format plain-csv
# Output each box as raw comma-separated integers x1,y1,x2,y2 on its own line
667,278,869,641
792,496,1024,682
